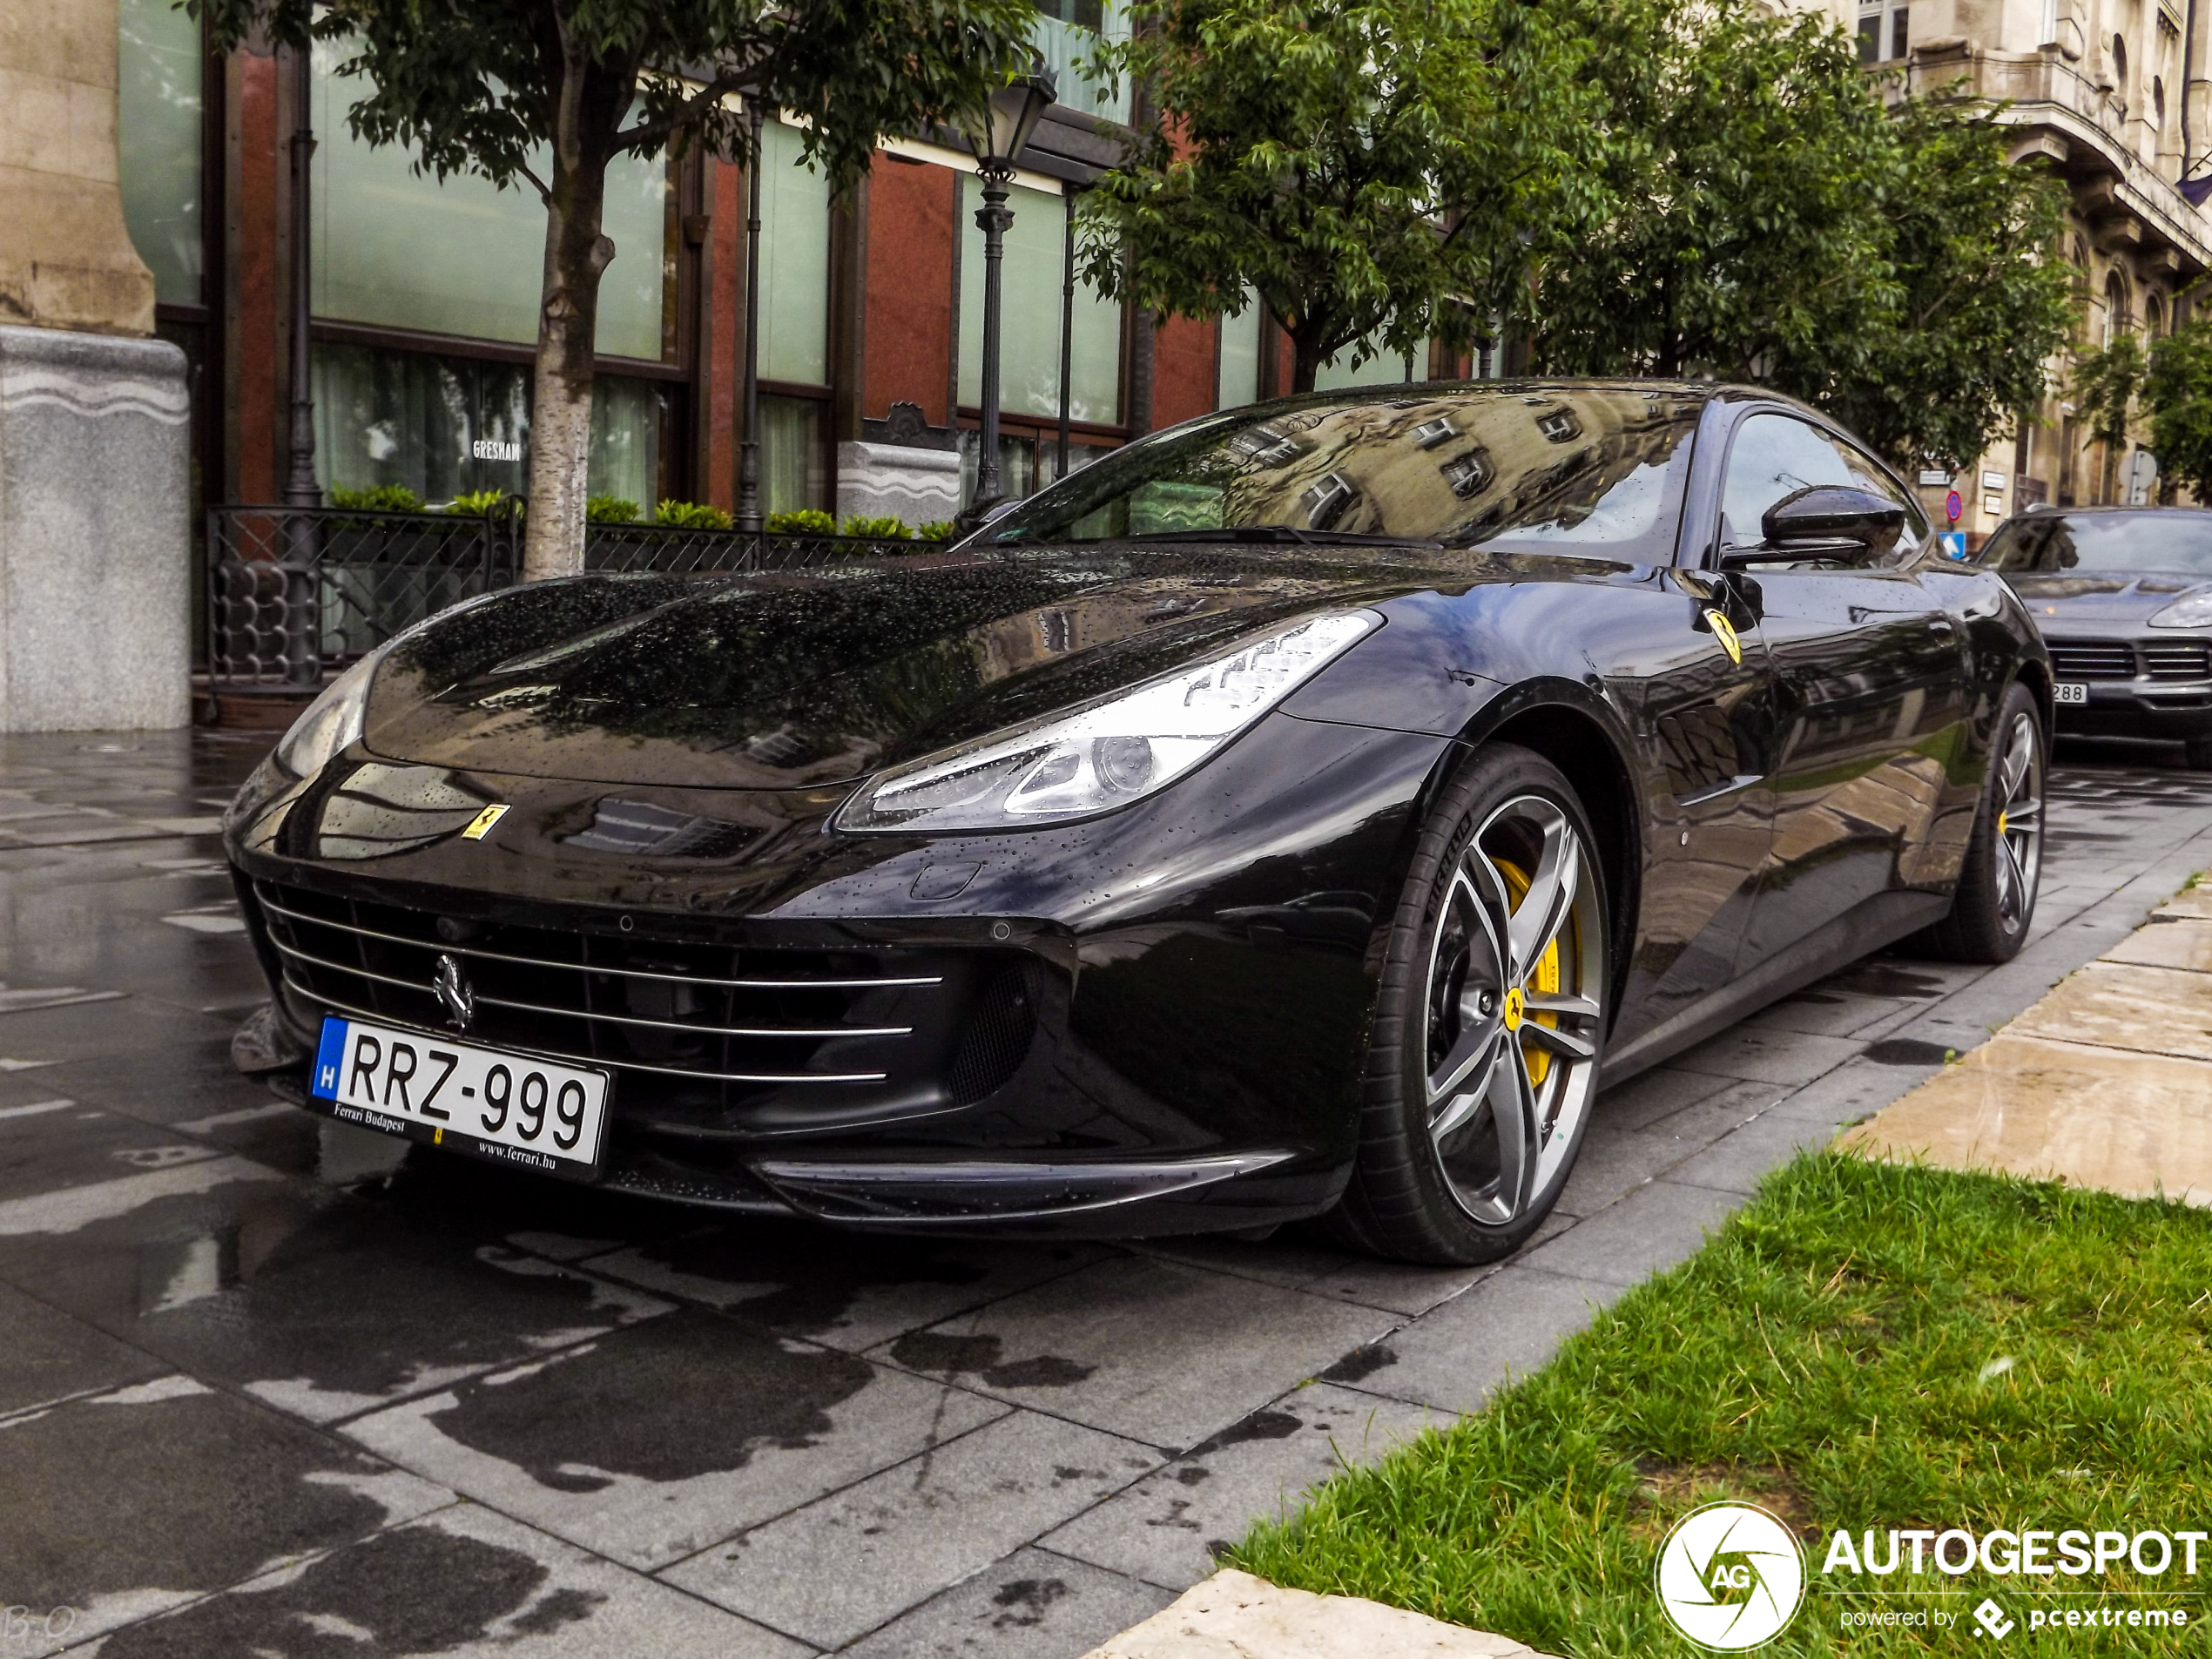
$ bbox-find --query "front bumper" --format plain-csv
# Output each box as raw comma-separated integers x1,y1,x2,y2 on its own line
2049,679,2212,741
2045,631,2212,741
224,714,1453,1235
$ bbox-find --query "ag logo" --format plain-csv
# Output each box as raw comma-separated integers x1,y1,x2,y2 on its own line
1655,1501,1805,1649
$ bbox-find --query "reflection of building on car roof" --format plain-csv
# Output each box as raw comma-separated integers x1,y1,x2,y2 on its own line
985,386,1703,552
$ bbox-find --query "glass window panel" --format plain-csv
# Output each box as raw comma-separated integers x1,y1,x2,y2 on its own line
118,0,204,306
312,40,665,358
759,394,826,514
1217,297,1264,410
1312,336,1415,391
960,181,1123,428
1069,261,1123,426
959,430,1037,506
1718,413,1919,551
758,118,832,385
589,376,664,508
1039,438,1117,488
1033,0,1130,123
311,344,661,508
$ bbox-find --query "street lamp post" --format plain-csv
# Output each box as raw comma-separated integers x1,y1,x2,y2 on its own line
735,94,766,536
282,42,321,686
964,64,1056,510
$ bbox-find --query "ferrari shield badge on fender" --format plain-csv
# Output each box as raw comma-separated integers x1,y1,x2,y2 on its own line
461,804,509,841
1703,609,1743,665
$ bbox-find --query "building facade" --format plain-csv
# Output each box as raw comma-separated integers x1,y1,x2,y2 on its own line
113,5,1458,537
105,0,2212,583
1796,0,2212,529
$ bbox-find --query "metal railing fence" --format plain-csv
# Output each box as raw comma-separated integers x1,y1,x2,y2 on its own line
205,503,947,691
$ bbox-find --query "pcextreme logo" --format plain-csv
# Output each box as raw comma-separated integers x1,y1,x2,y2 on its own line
1656,1501,1808,1649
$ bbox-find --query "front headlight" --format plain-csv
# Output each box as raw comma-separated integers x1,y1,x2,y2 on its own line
837,611,1379,833
274,649,384,778
2148,589,2212,629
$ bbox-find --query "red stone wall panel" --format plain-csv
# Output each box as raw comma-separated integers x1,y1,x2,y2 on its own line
704,156,739,508
1150,314,1217,429
862,155,956,425
232,50,279,503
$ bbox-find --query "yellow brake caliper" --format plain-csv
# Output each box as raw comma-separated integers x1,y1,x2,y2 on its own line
1493,858,1561,1087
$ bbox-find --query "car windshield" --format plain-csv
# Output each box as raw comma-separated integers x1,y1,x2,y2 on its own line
1977,513,2212,576
981,386,1704,559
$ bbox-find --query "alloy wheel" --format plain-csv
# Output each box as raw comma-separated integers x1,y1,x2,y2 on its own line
1992,707,2043,934
1420,794,1606,1226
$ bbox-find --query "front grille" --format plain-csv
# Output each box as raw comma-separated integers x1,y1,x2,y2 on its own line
250,879,1017,1120
2142,640,2212,680
2047,640,2137,679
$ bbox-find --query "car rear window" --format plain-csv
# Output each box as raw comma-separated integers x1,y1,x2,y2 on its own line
1977,512,2212,576
983,387,1704,559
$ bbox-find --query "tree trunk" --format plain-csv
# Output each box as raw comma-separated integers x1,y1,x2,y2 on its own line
523,129,615,581
1291,327,1327,395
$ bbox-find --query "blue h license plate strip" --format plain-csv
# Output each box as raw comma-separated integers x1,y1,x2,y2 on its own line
311,1016,350,1101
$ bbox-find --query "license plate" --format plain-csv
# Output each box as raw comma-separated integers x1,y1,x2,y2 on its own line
2054,682,2089,705
308,1015,609,1176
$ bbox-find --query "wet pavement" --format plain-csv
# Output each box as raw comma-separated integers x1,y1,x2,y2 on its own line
3,730,2209,1657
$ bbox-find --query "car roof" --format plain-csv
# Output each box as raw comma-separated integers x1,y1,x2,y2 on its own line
1246,378,1722,406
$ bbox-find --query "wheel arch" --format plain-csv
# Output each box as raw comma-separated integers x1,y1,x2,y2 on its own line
2013,653,2054,739
1457,684,1645,1028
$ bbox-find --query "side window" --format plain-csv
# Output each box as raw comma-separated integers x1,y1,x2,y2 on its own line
1836,437,1929,558
1718,414,1923,564
1717,415,1858,549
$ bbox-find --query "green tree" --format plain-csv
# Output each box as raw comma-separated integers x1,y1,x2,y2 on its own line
2070,332,2148,468
191,0,1035,580
1520,0,2074,470
2078,320,2212,502
1521,0,1896,384
1076,0,1602,393
1791,96,2074,471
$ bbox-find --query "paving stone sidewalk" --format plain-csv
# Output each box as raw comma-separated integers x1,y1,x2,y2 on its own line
1843,874,2212,1200
2,732,2209,1658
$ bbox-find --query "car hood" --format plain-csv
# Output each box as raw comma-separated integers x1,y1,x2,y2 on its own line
2006,572,2212,627
360,544,1460,789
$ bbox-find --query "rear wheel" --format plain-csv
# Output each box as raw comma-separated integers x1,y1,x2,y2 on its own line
1907,682,2044,963
1330,745,1610,1265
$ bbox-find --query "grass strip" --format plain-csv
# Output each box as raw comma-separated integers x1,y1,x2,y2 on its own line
1231,1153,2212,1654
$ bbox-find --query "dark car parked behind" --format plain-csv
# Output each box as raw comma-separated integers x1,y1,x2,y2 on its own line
1977,506,2212,767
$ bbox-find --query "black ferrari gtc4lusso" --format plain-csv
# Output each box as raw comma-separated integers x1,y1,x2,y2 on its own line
224,381,2050,1264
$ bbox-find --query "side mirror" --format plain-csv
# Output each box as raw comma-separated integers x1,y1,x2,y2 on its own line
1721,485,1904,569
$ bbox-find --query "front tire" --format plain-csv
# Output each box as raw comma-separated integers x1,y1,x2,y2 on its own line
1907,681,2045,964
1331,745,1610,1265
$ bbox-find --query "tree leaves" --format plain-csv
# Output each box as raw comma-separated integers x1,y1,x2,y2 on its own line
1523,0,2075,469
2142,325,2212,502
1087,0,2078,468
186,0,1036,192
1076,0,1603,391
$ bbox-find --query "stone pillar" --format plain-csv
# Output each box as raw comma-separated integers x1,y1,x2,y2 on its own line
0,0,191,729
835,442,962,528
